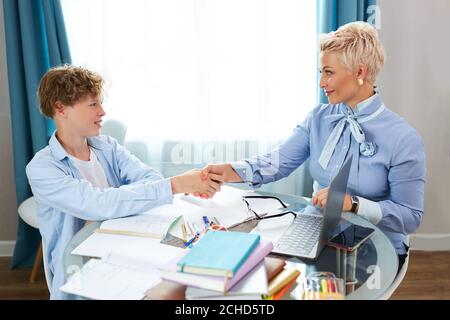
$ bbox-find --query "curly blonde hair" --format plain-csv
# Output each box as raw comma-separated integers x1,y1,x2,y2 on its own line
38,65,104,118
319,21,385,84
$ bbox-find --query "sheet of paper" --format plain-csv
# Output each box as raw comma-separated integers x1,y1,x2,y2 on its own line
100,204,182,237
250,213,295,244
103,241,185,274
60,259,161,300
228,260,268,294
71,232,162,258
177,186,258,229
185,261,268,299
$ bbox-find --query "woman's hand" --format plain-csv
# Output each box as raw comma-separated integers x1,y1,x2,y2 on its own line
311,187,353,212
190,163,242,199
171,169,221,199
201,163,243,184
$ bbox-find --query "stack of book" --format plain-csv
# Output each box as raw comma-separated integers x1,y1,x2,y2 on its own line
159,230,275,298
262,267,301,300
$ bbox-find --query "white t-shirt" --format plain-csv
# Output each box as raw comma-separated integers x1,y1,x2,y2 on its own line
69,148,109,189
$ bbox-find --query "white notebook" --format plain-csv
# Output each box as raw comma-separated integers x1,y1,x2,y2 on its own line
94,204,182,239
61,241,185,300
185,261,268,300
71,232,162,258
60,259,161,300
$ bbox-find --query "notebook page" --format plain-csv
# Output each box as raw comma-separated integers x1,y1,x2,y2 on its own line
60,259,161,300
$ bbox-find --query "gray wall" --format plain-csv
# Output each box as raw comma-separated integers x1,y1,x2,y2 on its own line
0,0,18,251
378,0,450,249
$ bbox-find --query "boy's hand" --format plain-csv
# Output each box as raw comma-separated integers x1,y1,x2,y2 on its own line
192,163,241,199
171,169,221,199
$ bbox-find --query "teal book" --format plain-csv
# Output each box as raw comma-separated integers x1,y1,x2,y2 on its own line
177,231,260,278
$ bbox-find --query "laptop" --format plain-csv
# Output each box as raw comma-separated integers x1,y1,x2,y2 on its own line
272,155,353,260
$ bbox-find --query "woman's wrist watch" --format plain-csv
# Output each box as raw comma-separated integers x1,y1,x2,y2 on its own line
350,195,360,213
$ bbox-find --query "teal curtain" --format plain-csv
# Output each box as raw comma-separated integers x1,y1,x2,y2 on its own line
3,0,71,268
317,0,377,103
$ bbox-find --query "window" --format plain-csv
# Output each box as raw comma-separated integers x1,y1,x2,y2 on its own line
62,0,317,143
62,0,316,194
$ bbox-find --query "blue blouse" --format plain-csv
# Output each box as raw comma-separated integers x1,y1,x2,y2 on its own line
232,94,426,255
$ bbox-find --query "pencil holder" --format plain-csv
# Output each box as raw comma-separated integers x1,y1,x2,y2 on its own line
301,272,345,300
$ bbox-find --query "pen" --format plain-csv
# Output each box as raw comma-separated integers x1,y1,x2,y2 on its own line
320,279,329,294
186,221,195,236
202,216,210,228
181,223,187,242
193,223,201,235
333,279,339,293
327,278,335,293
307,280,318,300
184,235,197,248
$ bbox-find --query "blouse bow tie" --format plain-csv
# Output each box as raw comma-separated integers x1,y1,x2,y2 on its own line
318,104,385,170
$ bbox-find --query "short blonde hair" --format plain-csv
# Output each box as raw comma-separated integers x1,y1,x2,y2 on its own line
319,21,385,84
38,65,104,118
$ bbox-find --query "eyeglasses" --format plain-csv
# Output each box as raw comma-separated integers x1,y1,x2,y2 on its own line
242,195,297,221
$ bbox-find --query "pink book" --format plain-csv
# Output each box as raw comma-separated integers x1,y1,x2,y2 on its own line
159,240,273,293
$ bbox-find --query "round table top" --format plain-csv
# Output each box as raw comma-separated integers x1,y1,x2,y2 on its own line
64,190,398,300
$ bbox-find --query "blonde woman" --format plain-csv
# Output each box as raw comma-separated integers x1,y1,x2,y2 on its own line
200,22,425,273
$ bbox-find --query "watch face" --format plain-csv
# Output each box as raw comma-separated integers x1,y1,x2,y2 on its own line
351,196,358,212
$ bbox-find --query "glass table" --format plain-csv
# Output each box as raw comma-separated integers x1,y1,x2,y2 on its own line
63,190,398,300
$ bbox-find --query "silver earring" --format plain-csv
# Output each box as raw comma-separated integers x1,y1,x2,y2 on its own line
358,78,364,86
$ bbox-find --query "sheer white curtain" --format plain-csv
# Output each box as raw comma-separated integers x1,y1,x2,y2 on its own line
62,0,317,195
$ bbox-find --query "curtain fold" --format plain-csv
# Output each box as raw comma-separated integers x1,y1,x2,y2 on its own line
317,0,377,103
3,0,71,268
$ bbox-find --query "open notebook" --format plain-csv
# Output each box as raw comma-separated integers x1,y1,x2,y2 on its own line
61,241,185,300
93,204,182,239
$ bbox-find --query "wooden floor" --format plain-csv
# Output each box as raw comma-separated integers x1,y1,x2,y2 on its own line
390,251,450,300
0,257,49,300
0,251,449,300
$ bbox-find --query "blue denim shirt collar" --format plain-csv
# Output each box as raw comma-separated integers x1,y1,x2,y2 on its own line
49,131,113,161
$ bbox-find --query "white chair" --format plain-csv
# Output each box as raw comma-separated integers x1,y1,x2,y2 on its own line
124,140,151,163
41,240,52,292
378,236,410,300
17,196,51,291
100,119,128,145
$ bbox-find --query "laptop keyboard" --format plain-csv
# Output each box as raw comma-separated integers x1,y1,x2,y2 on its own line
274,214,323,255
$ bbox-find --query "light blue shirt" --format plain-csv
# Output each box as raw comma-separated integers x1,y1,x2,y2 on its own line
26,133,174,300
232,94,426,255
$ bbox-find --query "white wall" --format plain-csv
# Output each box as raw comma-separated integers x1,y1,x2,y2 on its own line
378,0,450,250
0,0,18,256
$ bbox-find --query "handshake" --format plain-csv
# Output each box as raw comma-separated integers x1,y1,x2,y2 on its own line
170,163,243,199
